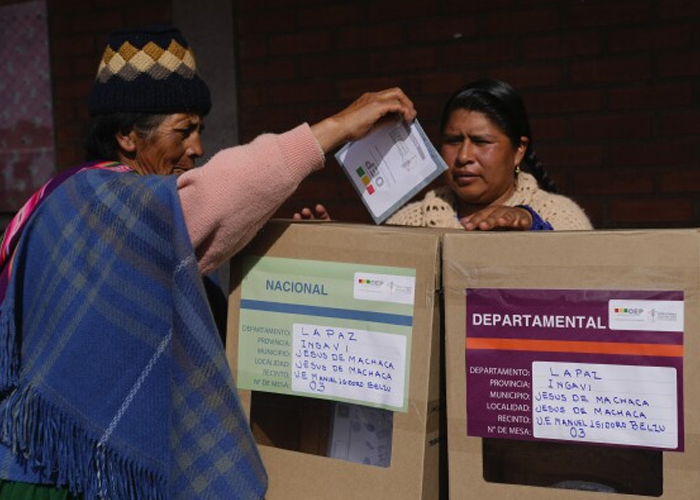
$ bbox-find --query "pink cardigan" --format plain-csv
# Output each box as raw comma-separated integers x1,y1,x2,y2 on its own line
177,124,324,274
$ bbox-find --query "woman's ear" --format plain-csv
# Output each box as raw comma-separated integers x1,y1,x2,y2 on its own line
115,130,137,153
515,136,529,167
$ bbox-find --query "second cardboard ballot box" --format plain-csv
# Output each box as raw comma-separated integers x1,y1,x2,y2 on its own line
226,221,445,500
443,229,700,500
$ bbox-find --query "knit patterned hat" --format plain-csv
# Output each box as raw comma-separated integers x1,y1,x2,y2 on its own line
87,25,211,116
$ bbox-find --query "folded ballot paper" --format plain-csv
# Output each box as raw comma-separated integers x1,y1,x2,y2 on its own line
335,119,448,224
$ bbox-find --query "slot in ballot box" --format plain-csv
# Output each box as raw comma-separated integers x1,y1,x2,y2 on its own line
225,221,446,500
443,229,700,499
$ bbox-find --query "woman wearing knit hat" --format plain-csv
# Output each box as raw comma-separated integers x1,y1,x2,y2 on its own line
0,25,417,500
296,78,593,231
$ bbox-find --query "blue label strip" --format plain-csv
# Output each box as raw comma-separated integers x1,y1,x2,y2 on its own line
240,299,413,327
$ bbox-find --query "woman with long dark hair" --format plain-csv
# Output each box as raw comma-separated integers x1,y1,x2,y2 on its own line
385,78,592,230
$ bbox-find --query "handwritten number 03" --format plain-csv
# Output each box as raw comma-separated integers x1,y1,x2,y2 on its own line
570,427,586,439
309,380,326,393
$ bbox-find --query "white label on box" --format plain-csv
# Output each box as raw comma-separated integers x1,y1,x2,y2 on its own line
353,272,416,305
532,362,678,448
609,299,684,332
291,323,407,409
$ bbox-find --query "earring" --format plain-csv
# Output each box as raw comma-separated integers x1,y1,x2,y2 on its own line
515,165,521,175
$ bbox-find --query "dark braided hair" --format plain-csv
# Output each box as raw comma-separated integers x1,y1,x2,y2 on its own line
440,79,558,193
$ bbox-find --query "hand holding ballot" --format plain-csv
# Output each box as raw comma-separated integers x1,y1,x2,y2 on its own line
309,87,417,154
293,102,447,224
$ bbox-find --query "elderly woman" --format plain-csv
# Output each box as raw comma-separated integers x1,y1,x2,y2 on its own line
0,26,416,500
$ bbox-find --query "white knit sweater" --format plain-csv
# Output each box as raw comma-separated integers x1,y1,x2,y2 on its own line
385,172,593,230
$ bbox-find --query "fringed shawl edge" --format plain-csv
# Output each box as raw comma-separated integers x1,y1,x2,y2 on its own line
0,367,166,500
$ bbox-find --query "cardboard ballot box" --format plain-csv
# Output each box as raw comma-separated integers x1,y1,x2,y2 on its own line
226,221,445,500
443,229,700,500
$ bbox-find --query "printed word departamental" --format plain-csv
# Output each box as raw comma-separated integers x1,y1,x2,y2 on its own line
472,313,606,330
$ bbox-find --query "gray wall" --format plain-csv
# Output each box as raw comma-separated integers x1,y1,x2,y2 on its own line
174,0,239,291
173,0,239,157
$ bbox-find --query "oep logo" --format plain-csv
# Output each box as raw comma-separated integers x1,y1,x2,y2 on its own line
357,277,383,288
614,307,644,317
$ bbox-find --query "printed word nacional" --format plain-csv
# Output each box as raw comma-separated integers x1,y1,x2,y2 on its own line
266,279,328,295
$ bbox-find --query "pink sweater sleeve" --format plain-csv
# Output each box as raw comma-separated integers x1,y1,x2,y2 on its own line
176,123,324,274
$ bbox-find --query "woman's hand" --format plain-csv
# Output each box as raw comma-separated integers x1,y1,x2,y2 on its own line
310,88,417,153
292,204,331,221
460,205,533,231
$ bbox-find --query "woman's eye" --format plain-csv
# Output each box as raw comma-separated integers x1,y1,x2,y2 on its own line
177,124,203,138
176,127,195,137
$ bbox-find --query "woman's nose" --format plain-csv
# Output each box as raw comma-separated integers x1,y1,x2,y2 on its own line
186,133,204,158
457,141,472,163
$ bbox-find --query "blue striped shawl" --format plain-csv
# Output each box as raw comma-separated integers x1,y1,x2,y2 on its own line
0,168,267,499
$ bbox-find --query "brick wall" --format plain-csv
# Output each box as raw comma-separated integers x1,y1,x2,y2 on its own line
5,0,698,230
0,1,54,215
233,0,700,229
46,0,172,168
